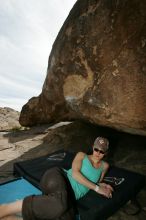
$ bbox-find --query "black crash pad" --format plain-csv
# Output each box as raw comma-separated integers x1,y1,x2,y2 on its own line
13,149,145,220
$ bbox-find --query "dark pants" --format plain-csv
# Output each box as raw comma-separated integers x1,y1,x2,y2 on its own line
22,167,76,220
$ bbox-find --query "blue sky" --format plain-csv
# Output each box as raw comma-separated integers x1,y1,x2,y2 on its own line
0,0,76,111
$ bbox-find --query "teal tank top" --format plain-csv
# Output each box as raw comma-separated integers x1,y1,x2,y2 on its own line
64,155,104,200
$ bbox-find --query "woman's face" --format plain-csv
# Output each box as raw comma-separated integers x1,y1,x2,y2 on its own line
92,147,105,161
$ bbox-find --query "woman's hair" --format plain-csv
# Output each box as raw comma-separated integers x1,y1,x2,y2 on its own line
93,137,109,152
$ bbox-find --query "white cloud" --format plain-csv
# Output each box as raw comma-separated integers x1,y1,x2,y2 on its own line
0,0,76,111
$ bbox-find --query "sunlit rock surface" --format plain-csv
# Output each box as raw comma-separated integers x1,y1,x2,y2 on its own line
0,107,21,131
20,0,146,136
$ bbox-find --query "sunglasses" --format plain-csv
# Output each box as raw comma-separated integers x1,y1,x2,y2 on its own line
93,148,105,154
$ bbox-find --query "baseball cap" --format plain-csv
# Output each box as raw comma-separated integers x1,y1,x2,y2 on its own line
93,137,109,152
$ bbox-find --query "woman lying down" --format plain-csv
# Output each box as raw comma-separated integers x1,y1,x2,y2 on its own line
0,136,113,220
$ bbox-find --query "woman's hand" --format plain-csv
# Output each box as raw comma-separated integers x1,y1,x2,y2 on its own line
99,182,114,191
96,183,113,198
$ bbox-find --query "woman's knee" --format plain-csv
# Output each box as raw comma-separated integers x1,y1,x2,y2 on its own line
40,167,67,194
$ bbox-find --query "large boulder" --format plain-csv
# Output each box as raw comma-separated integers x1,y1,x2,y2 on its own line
0,107,21,131
20,0,146,136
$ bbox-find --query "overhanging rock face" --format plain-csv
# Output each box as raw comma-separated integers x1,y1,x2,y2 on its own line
20,0,146,136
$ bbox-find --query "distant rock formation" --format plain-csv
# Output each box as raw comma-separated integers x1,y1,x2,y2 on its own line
0,107,21,131
20,0,146,136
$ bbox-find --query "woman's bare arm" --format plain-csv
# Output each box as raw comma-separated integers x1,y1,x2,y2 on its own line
99,162,114,192
99,161,109,182
72,152,96,190
72,152,113,198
